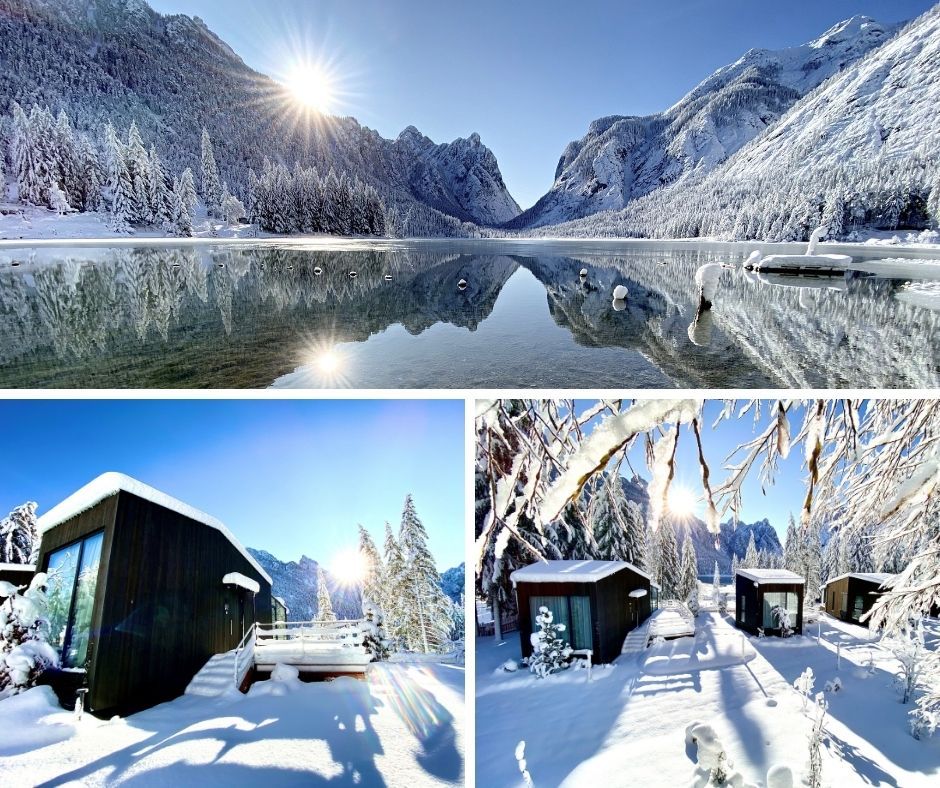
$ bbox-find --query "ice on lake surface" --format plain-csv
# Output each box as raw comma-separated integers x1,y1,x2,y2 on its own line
0,239,937,388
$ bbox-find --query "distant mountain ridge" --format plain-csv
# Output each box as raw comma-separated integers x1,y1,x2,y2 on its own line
0,0,520,230
618,476,783,574
248,547,463,621
507,15,897,229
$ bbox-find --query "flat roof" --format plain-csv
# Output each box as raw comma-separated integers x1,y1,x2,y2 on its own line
510,559,650,585
823,572,895,588
37,472,272,584
735,568,805,584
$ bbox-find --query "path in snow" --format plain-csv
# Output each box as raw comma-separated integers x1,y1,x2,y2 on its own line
477,611,940,787
0,663,464,787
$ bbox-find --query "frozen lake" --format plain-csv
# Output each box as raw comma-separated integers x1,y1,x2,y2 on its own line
0,239,937,388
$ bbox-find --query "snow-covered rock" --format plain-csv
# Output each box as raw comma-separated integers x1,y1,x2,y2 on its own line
509,15,895,229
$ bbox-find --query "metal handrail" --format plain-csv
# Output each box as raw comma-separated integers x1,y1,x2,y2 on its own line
232,622,256,687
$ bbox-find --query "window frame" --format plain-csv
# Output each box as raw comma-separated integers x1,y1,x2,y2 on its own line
43,530,105,670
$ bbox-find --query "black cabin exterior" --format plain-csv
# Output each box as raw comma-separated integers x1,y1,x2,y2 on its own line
734,568,804,636
511,560,651,664
35,473,272,716
823,573,896,626
0,562,36,588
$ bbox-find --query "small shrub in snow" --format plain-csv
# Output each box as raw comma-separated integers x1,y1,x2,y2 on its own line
884,620,926,705
717,592,728,614
806,694,828,788
772,605,793,637
793,667,815,712
824,677,842,694
361,600,391,661
500,659,519,673
686,722,745,787
524,606,572,678
0,574,58,695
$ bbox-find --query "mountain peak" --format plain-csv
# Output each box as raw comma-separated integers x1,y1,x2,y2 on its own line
808,15,888,49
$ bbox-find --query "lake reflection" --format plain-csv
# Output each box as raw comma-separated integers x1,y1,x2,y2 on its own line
0,240,937,388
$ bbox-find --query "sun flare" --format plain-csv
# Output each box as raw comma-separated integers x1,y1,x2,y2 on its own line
286,64,335,113
331,547,369,585
667,484,698,518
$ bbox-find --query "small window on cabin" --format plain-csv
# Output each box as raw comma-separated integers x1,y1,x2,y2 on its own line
841,592,848,613
852,595,865,620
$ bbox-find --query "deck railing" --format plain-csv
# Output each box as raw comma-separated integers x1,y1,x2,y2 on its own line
255,618,367,647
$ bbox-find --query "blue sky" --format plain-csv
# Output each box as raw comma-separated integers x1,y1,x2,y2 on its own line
0,399,465,571
610,400,811,535
149,0,932,209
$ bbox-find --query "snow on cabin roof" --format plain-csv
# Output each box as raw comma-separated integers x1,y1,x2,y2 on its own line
274,595,290,613
823,572,896,588
510,560,650,585
735,568,805,584
223,572,261,594
0,563,36,572
36,472,272,585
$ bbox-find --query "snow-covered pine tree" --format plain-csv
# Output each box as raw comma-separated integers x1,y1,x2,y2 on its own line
678,535,698,611
200,128,221,217
75,136,102,212
657,522,681,600
10,102,45,205
358,524,385,613
846,526,875,573
784,514,801,573
730,552,738,580
0,573,58,693
220,183,246,225
743,531,759,568
125,121,151,224
592,473,647,567
398,495,451,653
147,145,170,226
525,606,572,678
0,502,39,564
712,561,721,602
103,122,132,232
315,565,336,622
383,521,407,649
52,109,81,210
172,168,197,237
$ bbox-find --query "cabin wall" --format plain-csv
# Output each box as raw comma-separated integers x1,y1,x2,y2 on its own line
824,577,851,620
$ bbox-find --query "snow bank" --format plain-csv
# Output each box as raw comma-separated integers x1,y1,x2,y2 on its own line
0,686,87,757
642,631,755,675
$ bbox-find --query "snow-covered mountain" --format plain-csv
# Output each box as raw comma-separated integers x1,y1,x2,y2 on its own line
720,7,940,180
0,0,520,228
247,549,363,622
508,15,896,229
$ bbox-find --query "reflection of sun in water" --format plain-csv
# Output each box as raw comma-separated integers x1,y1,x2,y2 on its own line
317,349,341,374
331,548,369,586
667,484,698,518
285,63,335,113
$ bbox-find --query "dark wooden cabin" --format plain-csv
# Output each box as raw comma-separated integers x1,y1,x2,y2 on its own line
0,562,36,588
511,560,652,664
823,573,896,626
35,472,272,716
734,568,804,636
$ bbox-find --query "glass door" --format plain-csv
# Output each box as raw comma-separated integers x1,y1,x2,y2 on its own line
44,531,105,669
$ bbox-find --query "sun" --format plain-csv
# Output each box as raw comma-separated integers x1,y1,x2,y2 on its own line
317,349,341,374
331,547,369,586
667,484,698,518
286,64,334,113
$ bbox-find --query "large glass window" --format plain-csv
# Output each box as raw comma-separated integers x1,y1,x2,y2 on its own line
852,595,865,621
762,591,799,629
44,532,104,669
529,594,592,650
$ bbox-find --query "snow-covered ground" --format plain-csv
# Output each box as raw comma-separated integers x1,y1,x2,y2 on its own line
477,609,940,787
0,662,464,787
